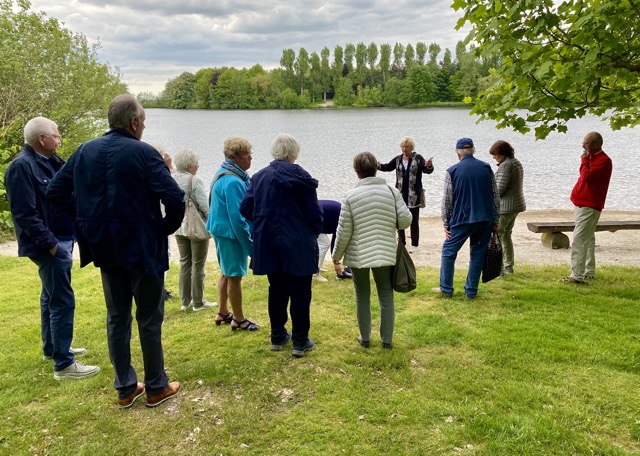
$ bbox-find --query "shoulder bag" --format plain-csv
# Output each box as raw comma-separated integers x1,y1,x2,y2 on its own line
481,231,503,283
387,186,417,293
185,175,212,241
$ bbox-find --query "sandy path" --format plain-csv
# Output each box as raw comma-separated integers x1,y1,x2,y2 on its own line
1,209,638,269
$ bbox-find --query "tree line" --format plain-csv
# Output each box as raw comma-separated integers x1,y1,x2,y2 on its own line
139,41,499,109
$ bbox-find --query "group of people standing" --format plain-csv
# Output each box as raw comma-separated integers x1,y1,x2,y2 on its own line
5,90,613,409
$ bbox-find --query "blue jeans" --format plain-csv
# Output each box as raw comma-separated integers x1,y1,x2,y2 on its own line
30,240,75,371
100,267,168,399
439,221,494,298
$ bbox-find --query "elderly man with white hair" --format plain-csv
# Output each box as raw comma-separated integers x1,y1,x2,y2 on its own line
433,137,499,299
5,116,99,380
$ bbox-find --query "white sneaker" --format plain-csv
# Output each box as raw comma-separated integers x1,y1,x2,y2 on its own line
180,302,192,311
193,301,218,311
43,347,87,361
312,273,328,282
53,361,100,380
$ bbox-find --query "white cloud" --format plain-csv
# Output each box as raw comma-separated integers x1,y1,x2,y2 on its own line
28,0,470,94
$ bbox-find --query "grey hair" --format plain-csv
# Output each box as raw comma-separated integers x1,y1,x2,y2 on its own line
108,94,143,130
457,147,475,156
271,133,300,161
353,151,378,178
223,136,252,159
400,136,415,151
174,149,199,172
24,117,57,146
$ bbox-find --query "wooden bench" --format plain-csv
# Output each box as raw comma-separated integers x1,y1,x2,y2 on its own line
527,221,640,249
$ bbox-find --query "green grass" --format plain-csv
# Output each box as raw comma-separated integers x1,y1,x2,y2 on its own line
0,257,639,455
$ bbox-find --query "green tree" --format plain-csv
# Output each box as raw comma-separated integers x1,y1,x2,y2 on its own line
354,42,368,87
415,42,427,66
428,43,441,68
453,0,640,138
407,65,437,104
334,77,356,107
162,72,196,109
320,47,332,102
294,47,309,96
332,45,344,91
367,42,379,84
212,68,255,109
379,43,392,85
193,68,217,108
382,77,410,106
309,52,322,102
404,44,416,71
344,43,355,75
279,48,296,91
392,43,405,77
0,0,125,153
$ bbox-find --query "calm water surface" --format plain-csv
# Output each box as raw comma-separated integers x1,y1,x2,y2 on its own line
143,108,639,215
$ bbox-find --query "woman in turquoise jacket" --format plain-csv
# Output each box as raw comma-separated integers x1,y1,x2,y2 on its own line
206,137,257,331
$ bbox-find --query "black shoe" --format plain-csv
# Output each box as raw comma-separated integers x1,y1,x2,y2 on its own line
336,269,353,279
163,289,175,301
292,339,315,358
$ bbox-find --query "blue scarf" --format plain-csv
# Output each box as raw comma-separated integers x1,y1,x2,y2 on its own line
220,159,251,184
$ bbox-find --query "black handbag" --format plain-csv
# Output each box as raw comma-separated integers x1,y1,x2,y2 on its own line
393,240,417,292
387,186,417,292
482,231,503,283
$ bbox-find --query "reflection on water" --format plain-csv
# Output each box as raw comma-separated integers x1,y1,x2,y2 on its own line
143,108,639,215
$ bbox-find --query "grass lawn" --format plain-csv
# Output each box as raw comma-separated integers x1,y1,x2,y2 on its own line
0,256,638,455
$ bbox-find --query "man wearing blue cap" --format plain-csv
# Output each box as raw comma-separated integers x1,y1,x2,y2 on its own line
433,138,499,298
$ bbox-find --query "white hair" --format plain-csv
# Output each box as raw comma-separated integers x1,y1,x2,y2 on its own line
457,147,475,156
271,133,300,161
24,117,57,146
174,149,199,172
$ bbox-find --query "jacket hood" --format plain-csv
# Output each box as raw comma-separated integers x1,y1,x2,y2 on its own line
268,160,318,191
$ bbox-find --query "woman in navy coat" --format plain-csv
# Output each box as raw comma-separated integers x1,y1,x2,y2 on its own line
240,134,323,358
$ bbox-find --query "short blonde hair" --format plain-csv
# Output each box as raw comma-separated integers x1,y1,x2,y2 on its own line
400,136,415,151
174,149,199,172
223,136,252,159
271,133,300,161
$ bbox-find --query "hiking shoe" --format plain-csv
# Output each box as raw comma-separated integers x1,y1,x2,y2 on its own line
357,336,370,348
193,301,218,311
382,342,393,349
270,332,292,351
53,361,100,380
117,382,145,409
43,347,87,361
145,381,181,407
312,273,328,282
292,339,315,358
561,276,585,284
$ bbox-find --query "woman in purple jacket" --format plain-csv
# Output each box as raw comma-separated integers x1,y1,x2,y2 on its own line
240,134,323,358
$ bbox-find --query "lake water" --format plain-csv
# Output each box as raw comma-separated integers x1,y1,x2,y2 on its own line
143,108,639,215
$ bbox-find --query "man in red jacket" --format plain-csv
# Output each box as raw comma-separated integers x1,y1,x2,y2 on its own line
562,132,612,284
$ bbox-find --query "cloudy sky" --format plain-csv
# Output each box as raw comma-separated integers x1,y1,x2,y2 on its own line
28,0,470,95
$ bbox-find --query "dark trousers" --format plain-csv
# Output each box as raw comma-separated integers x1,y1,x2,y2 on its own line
398,206,421,247
31,239,76,371
100,267,168,398
267,272,312,348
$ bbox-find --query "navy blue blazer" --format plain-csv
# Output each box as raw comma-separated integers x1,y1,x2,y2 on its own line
47,129,185,278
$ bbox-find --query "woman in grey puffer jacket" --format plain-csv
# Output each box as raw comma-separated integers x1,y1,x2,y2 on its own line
332,152,412,349
489,140,526,275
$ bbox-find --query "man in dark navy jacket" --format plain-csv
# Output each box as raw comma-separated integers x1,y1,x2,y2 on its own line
6,117,100,380
433,138,499,299
47,94,185,408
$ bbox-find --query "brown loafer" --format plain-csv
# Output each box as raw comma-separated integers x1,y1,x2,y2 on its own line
145,381,181,408
117,382,145,409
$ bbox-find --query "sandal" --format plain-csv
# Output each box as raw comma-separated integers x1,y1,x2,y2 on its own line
214,312,233,326
231,318,259,331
